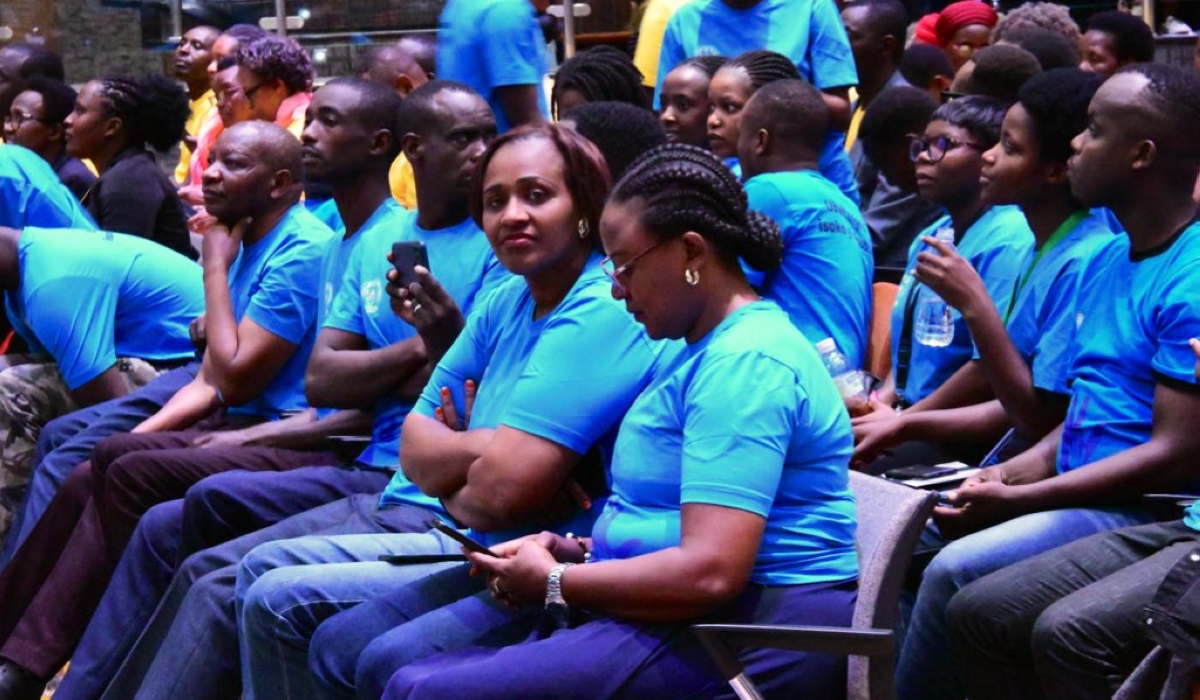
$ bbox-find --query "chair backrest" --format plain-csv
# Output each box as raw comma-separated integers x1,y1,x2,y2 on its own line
867,282,898,379
847,471,938,700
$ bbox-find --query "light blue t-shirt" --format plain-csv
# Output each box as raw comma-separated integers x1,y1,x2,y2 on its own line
438,0,549,133
224,205,333,418
746,170,873,368
8,228,203,390
1057,221,1200,474
890,205,1034,404
325,202,508,468
382,257,678,545
592,300,858,586
984,210,1115,395
0,145,95,231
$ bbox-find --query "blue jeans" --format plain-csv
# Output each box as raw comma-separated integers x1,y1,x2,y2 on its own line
54,467,390,700
0,363,196,566
894,506,1155,700
238,531,464,700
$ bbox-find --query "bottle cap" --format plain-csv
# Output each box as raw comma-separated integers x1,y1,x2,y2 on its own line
815,337,836,353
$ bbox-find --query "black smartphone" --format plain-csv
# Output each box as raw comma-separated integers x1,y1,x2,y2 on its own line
392,241,430,289
428,517,499,558
884,464,961,481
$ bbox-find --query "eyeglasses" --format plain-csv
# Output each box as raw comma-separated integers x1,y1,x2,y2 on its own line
909,134,984,163
600,240,664,291
3,112,46,129
241,82,267,102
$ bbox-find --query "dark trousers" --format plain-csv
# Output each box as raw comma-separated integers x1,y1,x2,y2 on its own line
0,427,335,677
946,519,1200,700
0,363,197,567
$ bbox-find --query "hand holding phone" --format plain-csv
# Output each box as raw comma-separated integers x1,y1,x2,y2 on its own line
392,241,430,289
429,517,499,558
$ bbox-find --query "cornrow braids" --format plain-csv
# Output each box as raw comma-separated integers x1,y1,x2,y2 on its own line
96,74,190,153
613,144,783,271
552,46,650,118
679,54,728,78
725,50,800,90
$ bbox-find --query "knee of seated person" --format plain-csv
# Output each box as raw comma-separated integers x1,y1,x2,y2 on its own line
237,540,291,584
359,638,411,700
36,412,72,452
91,434,134,471
1031,600,1089,663
309,619,358,692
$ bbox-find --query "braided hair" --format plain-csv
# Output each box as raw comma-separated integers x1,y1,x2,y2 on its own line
723,50,801,90
678,54,728,78
552,46,650,118
94,74,190,153
612,144,783,272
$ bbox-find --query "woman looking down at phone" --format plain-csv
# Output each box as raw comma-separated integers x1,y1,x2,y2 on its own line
372,143,859,700
236,123,679,698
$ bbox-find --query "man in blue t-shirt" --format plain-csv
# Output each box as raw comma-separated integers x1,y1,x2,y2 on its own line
437,0,547,132
893,64,1200,700
0,144,93,231
41,81,505,700
738,79,873,368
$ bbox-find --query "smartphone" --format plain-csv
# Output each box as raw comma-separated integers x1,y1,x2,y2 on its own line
884,464,961,481
392,241,430,289
428,517,499,558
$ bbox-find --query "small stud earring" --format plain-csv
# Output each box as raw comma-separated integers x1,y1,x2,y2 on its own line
685,268,699,286
577,219,589,239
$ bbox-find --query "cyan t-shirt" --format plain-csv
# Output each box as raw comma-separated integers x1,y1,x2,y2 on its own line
0,145,95,230
890,205,1034,404
1057,222,1200,473
746,169,873,368
438,0,549,133
382,257,678,545
8,227,203,389
325,201,508,468
591,300,858,586
224,204,333,418
985,210,1115,395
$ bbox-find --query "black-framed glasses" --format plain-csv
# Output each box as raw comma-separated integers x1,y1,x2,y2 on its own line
601,240,664,290
4,112,47,129
241,82,267,102
909,134,984,163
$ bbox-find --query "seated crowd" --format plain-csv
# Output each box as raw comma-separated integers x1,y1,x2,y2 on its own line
0,0,1198,697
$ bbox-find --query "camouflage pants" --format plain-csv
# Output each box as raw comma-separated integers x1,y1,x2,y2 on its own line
0,357,162,548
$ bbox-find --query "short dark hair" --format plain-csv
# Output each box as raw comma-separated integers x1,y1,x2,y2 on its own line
397,80,482,139
320,77,404,162
552,46,649,118
929,94,1008,148
742,79,828,154
611,144,784,272
1,43,64,82
564,100,667,180
992,2,1081,45
20,76,76,125
236,35,315,94
1086,11,1155,64
1016,68,1104,162
95,74,191,152
470,123,612,249
999,27,1081,70
222,23,267,47
900,43,955,87
1118,62,1200,163
965,44,1042,102
859,85,938,163
845,0,909,62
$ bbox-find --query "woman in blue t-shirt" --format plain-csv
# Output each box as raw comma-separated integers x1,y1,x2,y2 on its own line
659,55,727,149
378,144,859,699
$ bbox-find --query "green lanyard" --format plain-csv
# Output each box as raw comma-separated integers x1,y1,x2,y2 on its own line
1003,210,1088,323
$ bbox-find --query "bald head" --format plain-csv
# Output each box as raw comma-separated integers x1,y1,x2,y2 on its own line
224,120,303,178
355,45,428,96
397,34,437,78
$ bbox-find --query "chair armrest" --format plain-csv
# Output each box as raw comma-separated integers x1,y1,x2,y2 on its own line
692,623,894,658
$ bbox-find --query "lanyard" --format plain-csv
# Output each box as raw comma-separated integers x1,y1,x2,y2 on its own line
1003,210,1087,323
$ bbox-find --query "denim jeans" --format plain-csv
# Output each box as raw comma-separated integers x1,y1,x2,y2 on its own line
238,531,463,700
946,519,1200,700
894,506,1154,700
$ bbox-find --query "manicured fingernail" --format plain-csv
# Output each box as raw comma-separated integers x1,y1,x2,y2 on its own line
441,387,451,397
435,408,444,419
465,380,476,390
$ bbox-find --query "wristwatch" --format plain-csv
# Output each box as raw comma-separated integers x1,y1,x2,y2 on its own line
545,562,576,609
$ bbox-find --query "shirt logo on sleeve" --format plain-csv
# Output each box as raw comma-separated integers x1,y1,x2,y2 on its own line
361,279,382,315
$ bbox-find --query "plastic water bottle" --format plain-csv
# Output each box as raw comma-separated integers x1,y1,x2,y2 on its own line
815,337,869,410
914,227,956,348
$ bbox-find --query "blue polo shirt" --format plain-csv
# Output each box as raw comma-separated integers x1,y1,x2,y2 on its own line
225,205,333,418
383,257,678,544
0,145,95,230
592,300,857,586
1058,221,1200,474
985,210,1115,395
8,227,202,389
745,170,873,367
325,201,508,468
891,205,1034,404
438,0,549,133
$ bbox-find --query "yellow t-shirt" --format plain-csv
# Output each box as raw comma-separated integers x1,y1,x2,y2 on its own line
845,104,865,152
175,89,217,184
632,0,694,88
389,154,417,210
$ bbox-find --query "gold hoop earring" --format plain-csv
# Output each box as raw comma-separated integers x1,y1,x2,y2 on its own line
577,219,589,239
685,268,699,286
